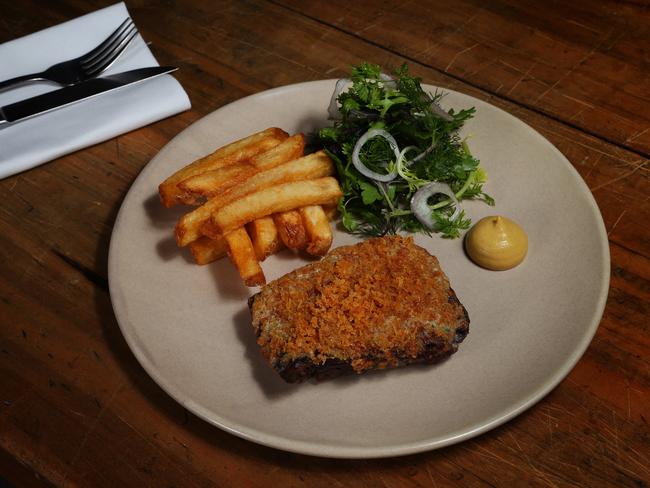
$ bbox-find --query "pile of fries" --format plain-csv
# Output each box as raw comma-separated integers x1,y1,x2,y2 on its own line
158,128,343,286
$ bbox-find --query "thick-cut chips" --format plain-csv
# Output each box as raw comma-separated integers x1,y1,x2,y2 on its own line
322,205,339,221
224,228,266,286
176,133,305,202
246,217,283,261
177,163,257,200
202,177,343,239
274,210,308,250
175,151,335,247
160,127,342,287
249,133,305,170
188,236,228,265
158,128,288,207
299,205,333,256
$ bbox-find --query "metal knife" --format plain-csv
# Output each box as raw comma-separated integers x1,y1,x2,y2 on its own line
0,66,178,127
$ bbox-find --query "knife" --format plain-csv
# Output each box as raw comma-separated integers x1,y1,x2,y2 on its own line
0,66,178,127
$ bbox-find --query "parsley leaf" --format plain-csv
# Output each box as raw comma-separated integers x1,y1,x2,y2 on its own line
359,181,382,205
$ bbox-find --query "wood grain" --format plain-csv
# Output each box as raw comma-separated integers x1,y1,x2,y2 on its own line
0,0,648,486
277,0,650,157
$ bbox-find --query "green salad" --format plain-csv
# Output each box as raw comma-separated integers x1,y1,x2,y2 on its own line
317,63,494,238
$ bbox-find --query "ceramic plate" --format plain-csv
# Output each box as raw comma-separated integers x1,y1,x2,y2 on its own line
108,80,609,458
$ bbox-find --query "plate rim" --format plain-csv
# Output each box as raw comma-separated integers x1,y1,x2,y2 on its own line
108,79,610,458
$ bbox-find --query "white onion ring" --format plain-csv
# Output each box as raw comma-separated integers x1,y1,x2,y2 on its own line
329,74,396,119
328,78,350,119
395,145,417,178
412,141,437,163
352,129,400,182
410,182,461,228
379,72,397,89
430,101,453,121
399,145,418,161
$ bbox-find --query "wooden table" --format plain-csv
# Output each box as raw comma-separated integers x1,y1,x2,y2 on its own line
1,1,648,486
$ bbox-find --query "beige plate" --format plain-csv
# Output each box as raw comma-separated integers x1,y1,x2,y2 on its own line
108,80,610,458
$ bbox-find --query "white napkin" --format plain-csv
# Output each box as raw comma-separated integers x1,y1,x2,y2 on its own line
0,2,191,179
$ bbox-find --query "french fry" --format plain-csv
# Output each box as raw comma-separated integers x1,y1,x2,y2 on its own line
201,177,343,239
177,163,257,199
158,128,288,207
273,210,308,250
246,217,283,261
322,204,339,221
224,228,266,286
176,133,305,201
188,236,228,265
249,133,305,169
299,205,333,256
175,151,335,247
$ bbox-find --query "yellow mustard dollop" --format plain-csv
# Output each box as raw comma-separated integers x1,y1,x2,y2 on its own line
465,216,528,271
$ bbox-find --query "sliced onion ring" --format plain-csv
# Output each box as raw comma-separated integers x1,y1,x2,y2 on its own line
379,72,397,89
352,129,400,182
399,145,418,162
329,74,395,119
410,182,461,229
328,78,350,119
430,101,454,122
395,145,417,177
412,140,437,163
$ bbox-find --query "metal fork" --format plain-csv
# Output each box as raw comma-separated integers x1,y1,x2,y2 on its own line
0,18,139,92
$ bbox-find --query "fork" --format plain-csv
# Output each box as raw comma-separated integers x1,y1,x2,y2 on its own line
0,18,139,92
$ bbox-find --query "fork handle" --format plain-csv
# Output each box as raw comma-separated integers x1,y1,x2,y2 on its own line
0,73,46,93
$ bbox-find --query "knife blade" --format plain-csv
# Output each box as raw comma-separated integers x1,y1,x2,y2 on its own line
0,66,178,127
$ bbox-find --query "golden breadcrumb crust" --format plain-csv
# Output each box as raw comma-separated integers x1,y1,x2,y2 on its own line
252,236,463,372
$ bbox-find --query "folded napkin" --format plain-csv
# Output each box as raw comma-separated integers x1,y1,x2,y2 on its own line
0,2,191,179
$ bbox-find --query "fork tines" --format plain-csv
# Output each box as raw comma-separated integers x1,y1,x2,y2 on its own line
82,18,139,77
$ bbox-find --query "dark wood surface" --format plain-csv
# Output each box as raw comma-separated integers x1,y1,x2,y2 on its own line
1,1,649,486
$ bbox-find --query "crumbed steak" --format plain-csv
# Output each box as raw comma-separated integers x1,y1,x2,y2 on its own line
248,236,470,383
